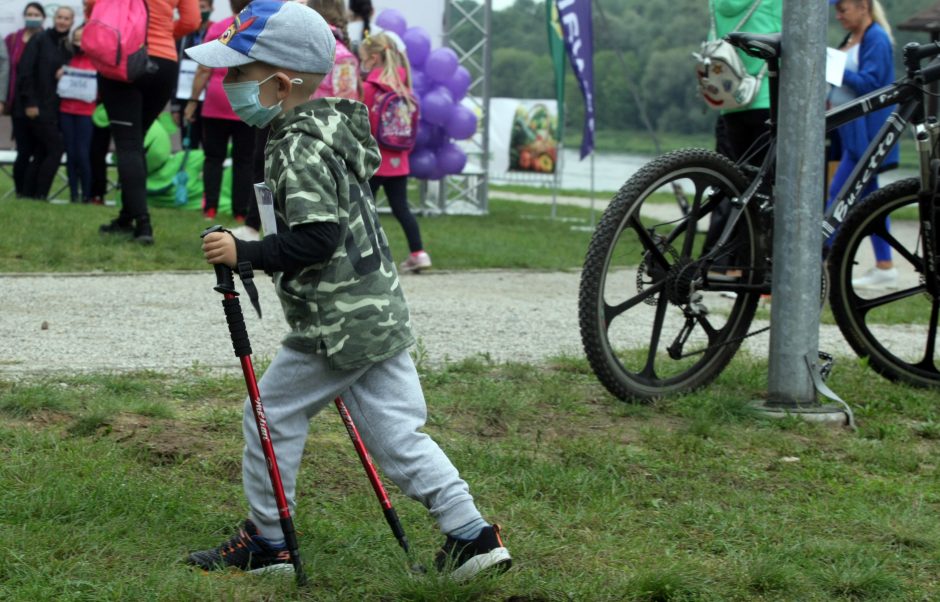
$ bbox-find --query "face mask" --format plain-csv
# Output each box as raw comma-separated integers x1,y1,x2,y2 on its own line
25,18,43,29
200,10,211,22
223,72,303,128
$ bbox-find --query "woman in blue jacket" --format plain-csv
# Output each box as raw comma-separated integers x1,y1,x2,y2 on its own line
828,0,898,288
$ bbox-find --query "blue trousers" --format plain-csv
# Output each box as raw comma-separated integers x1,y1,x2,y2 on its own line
60,113,94,202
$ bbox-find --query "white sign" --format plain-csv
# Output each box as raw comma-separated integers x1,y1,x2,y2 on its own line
488,98,560,176
56,65,96,102
175,59,206,101
826,47,847,88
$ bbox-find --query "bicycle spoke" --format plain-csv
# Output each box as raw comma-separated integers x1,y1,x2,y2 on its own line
873,228,924,271
916,295,939,373
629,215,671,269
680,185,708,258
853,285,925,315
604,280,666,325
641,293,670,379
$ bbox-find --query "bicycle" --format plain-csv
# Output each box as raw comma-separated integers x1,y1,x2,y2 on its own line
578,33,940,401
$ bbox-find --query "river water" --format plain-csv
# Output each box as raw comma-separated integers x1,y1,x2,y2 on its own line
491,148,916,194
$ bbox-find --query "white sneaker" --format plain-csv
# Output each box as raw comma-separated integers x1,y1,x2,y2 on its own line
231,225,261,242
852,267,898,288
399,251,432,273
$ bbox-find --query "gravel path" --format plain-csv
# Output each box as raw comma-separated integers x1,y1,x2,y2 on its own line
0,268,928,379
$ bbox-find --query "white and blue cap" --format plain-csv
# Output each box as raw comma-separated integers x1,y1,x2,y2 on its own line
185,1,335,74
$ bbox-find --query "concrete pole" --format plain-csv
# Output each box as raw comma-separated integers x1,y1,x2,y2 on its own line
765,0,827,407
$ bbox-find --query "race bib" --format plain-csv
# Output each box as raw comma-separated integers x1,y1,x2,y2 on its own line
57,67,97,103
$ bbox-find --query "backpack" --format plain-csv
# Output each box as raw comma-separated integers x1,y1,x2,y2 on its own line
693,0,767,110
83,0,154,82
374,89,419,151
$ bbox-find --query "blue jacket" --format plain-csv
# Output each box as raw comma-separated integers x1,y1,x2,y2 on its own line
836,22,899,169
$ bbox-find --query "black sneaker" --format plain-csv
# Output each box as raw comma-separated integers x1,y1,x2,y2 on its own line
132,217,154,245
187,519,292,575
99,217,134,236
435,524,512,582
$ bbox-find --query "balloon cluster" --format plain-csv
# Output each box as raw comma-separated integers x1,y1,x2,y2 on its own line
375,9,478,180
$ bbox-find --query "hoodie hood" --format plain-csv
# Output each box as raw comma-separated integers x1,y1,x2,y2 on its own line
267,98,381,182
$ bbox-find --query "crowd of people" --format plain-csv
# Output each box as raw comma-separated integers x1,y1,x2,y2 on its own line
2,0,431,272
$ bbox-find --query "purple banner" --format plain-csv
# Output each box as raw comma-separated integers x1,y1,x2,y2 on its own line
555,0,595,158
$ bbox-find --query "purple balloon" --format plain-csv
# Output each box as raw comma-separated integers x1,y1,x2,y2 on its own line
412,70,430,96
409,148,437,179
421,87,454,126
425,47,459,84
444,104,478,140
414,120,444,150
375,9,408,36
437,142,467,175
402,26,431,69
444,66,472,101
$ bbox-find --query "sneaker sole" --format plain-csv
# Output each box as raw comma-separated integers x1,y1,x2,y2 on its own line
246,563,294,577
450,547,511,582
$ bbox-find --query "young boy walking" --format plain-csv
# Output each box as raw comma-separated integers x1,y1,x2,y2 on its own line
185,1,510,582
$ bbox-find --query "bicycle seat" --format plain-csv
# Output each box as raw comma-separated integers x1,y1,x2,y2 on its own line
724,32,781,61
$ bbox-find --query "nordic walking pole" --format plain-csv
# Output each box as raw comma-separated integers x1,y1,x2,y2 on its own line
201,225,306,586
333,396,424,572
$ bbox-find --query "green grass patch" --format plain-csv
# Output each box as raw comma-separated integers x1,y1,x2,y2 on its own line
0,195,597,273
1,354,939,600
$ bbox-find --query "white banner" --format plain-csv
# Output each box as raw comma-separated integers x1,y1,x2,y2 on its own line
488,98,559,176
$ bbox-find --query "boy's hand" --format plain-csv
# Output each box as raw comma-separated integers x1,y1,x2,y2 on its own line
202,232,237,268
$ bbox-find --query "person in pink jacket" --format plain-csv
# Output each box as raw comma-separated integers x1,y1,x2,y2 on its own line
359,32,429,273
309,0,359,100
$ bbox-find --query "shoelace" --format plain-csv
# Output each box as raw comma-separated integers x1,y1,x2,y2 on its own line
220,528,254,558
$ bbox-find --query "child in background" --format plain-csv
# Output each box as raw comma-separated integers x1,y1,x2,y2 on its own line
59,25,96,204
359,32,430,273
186,1,510,581
309,0,359,100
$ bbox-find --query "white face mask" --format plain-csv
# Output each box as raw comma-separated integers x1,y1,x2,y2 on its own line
222,72,304,128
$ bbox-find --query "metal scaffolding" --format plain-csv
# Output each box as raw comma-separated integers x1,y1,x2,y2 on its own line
421,0,492,215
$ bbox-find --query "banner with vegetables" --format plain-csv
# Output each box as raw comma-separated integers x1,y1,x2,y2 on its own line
486,98,559,178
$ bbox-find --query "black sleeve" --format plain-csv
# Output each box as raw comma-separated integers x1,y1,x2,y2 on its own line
16,34,39,107
234,221,341,276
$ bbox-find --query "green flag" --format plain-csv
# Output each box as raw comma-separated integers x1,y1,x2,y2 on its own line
546,0,565,137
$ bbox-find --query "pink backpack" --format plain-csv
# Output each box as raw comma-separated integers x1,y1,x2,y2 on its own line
375,89,419,151
83,0,153,82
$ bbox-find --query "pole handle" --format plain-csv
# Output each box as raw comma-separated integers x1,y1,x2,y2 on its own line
201,225,237,294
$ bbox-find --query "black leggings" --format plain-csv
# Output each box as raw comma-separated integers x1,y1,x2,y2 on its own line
201,117,255,216
98,57,179,222
370,175,423,253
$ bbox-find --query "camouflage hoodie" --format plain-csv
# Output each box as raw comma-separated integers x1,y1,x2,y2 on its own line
265,98,414,370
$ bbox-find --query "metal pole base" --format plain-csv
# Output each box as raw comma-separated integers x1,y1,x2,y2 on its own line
749,400,849,425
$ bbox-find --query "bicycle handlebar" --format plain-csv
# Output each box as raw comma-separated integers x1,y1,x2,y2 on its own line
920,59,940,87
904,41,940,75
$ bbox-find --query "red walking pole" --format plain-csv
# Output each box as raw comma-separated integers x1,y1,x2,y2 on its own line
202,226,306,585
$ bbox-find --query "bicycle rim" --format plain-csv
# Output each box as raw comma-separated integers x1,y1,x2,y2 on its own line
579,149,762,401
828,178,940,387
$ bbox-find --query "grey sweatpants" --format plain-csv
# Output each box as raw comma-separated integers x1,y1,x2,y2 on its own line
242,346,483,540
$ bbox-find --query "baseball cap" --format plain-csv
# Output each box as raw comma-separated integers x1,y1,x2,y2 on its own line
185,1,335,74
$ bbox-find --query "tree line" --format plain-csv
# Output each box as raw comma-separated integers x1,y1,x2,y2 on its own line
449,0,931,139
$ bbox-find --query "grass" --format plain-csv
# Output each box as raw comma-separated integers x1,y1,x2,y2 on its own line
0,194,597,273
1,354,939,601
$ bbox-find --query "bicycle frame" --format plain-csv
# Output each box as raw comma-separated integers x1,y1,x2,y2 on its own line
701,38,940,296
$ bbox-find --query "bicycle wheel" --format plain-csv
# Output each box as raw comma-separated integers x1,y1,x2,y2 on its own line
579,149,764,401
828,178,940,387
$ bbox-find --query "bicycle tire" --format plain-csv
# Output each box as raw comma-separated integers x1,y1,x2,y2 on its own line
579,149,763,401
828,177,940,387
